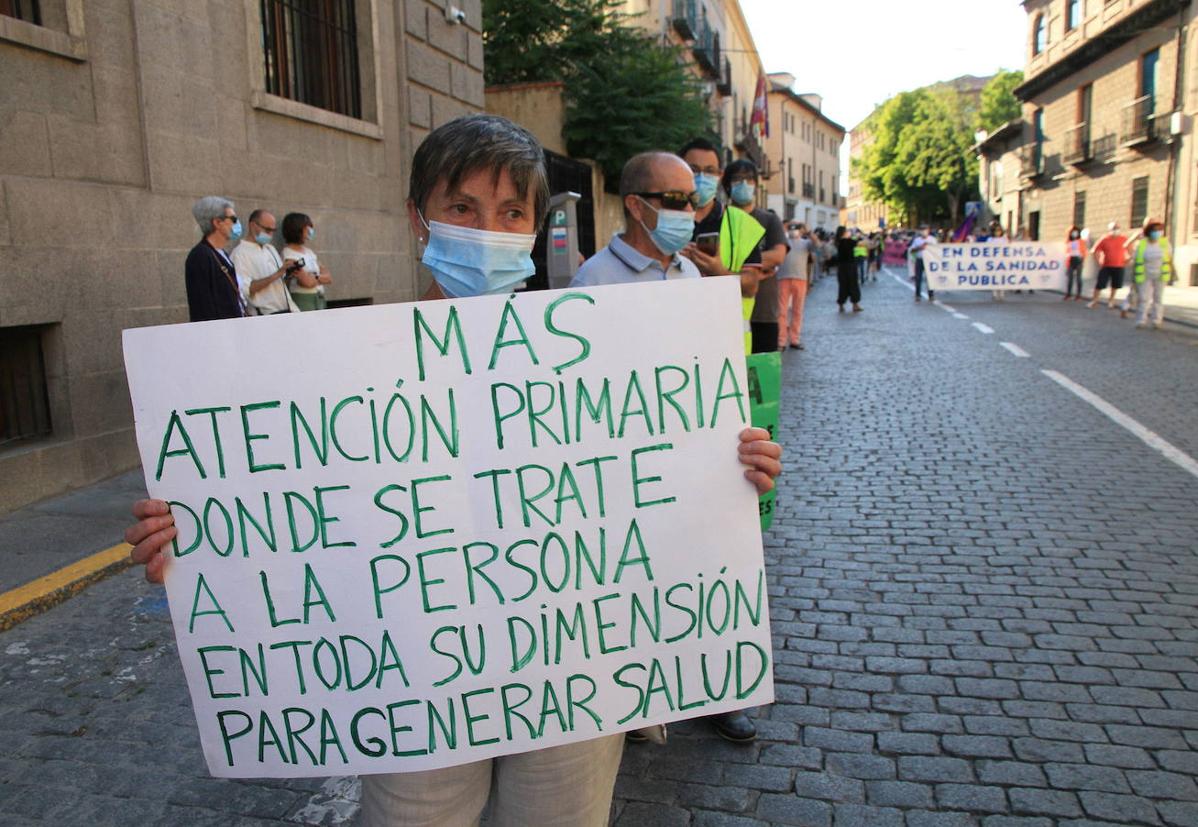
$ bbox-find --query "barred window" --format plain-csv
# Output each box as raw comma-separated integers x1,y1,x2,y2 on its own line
0,0,41,24
1130,177,1149,230
261,0,362,119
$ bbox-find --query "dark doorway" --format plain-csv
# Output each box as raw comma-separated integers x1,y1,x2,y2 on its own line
526,150,597,291
1028,210,1040,241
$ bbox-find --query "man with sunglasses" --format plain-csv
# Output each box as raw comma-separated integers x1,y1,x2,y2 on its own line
185,196,247,321
572,152,703,287
230,209,300,315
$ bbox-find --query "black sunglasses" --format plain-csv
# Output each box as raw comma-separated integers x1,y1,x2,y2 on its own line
636,191,701,210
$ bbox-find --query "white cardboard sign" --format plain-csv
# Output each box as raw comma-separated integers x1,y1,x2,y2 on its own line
925,241,1068,290
122,278,774,778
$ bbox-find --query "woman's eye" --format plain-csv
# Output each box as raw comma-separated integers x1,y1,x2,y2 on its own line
450,204,470,215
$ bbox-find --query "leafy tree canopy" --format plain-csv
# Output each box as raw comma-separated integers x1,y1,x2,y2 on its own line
855,88,980,224
483,0,714,186
976,69,1025,133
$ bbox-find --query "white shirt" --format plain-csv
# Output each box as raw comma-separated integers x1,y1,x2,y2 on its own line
778,237,811,280
1142,241,1165,279
231,240,299,314
283,246,322,296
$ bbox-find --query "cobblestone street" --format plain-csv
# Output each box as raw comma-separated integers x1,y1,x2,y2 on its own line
2,272,1196,826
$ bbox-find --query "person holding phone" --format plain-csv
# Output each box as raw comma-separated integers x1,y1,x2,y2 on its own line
230,209,299,315
281,212,332,311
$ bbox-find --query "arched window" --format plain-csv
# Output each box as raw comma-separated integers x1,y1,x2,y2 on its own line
1066,0,1082,31
1033,14,1046,55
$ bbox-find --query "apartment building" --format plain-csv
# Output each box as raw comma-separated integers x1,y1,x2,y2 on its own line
622,0,770,189
0,0,484,511
987,0,1197,289
764,73,845,230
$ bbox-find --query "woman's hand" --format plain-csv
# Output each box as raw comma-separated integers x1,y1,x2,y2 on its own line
125,499,176,584
738,427,782,494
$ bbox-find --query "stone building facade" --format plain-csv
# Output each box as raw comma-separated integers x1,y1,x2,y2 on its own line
0,0,484,512
764,74,845,231
982,0,1198,293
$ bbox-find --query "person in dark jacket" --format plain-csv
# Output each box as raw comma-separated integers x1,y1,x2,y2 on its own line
185,196,246,321
835,226,862,313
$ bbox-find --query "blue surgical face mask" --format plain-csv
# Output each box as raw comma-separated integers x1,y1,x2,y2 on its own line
255,232,272,245
229,221,243,241
694,173,719,207
638,198,695,255
307,226,316,242
1149,230,1162,241
420,217,536,298
730,181,755,205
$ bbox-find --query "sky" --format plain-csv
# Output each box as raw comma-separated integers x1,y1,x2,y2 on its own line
738,0,1029,191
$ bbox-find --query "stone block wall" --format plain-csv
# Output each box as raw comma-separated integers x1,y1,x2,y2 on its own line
0,0,483,513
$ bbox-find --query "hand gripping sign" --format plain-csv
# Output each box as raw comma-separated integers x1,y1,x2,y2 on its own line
123,278,774,778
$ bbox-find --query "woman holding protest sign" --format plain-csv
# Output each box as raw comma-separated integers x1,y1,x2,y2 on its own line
123,114,783,827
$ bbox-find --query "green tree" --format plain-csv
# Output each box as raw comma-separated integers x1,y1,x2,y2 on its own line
483,0,714,185
855,88,979,224
976,69,1025,133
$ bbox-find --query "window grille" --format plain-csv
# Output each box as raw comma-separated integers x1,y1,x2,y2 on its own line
261,0,362,119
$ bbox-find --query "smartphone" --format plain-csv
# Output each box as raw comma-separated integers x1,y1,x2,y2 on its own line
287,258,305,272
696,232,719,256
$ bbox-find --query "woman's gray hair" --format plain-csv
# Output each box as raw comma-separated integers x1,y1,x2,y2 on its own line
192,196,234,235
408,114,550,225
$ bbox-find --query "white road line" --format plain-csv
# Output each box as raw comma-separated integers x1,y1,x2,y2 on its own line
972,322,994,334
953,313,970,320
890,272,914,291
1042,370,1198,480
1000,342,1030,358
937,303,957,313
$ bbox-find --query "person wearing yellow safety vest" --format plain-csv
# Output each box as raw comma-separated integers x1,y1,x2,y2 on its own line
678,140,767,357
1129,216,1171,329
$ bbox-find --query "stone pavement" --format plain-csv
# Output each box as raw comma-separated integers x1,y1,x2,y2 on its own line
1,272,1196,825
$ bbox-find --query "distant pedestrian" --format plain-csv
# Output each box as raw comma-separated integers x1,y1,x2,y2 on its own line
853,235,868,285
1064,224,1087,301
1088,221,1128,311
909,225,935,302
777,223,814,349
230,209,300,315
835,226,862,313
281,213,333,311
185,196,246,322
1128,217,1171,329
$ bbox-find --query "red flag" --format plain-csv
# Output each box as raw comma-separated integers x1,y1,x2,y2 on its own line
750,74,769,142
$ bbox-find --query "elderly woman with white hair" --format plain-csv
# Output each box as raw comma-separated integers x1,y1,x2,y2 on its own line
185,195,246,321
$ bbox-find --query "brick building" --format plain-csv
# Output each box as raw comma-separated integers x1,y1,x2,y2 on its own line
0,0,483,512
764,73,845,231
979,0,1198,293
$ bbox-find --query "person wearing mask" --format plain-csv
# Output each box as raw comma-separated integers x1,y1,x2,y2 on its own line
572,151,703,287
853,235,868,286
908,225,935,303
834,226,863,313
281,212,333,311
575,150,766,745
184,196,246,321
1128,217,1171,329
230,209,300,315
123,115,783,826
742,200,790,353
1063,225,1087,301
677,141,766,355
777,223,814,350
1088,220,1129,312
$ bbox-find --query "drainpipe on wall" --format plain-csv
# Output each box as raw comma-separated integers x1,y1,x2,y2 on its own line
1164,4,1187,264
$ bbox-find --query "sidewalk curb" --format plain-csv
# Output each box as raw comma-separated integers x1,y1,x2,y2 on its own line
0,543,133,632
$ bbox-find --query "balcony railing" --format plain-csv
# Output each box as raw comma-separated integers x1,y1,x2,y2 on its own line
692,23,720,77
788,176,796,195
1020,145,1045,178
671,0,696,40
716,57,732,96
1121,95,1157,146
802,182,814,199
736,129,765,169
1062,122,1090,165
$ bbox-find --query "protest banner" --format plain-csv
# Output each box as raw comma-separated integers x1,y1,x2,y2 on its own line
122,278,774,778
746,351,781,532
924,241,1068,291
882,239,908,267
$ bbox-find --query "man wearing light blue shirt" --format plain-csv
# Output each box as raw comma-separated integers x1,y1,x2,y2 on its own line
572,152,702,287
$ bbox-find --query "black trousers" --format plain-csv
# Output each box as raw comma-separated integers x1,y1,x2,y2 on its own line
837,271,861,305
751,322,779,354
